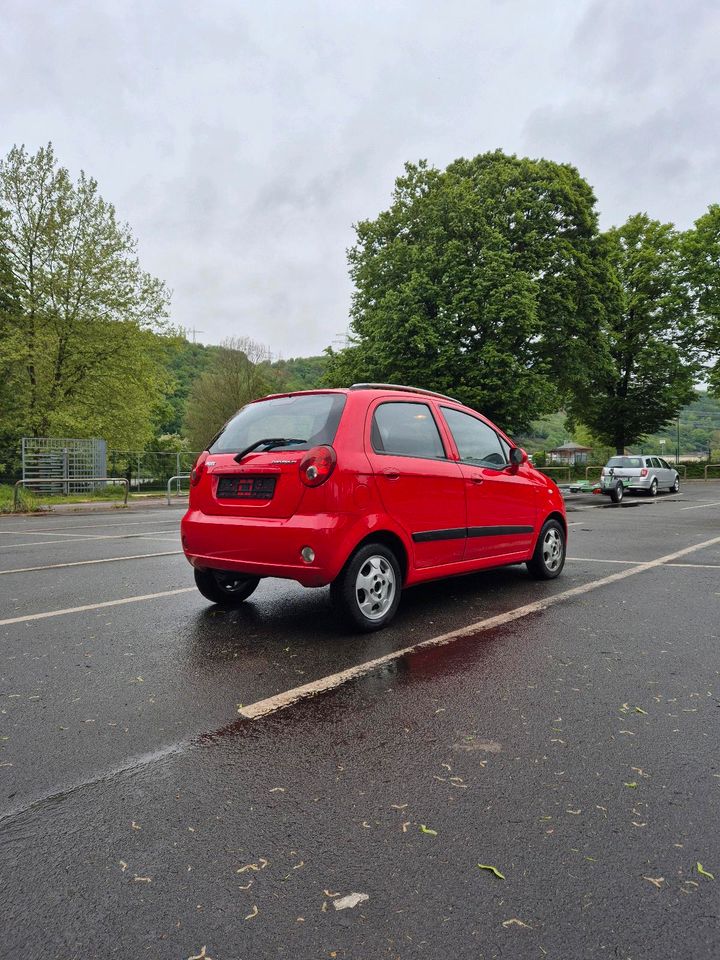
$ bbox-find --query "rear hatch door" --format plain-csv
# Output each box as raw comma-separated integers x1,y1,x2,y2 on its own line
200,451,306,519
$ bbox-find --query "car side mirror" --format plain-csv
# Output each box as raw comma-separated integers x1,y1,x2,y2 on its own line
509,447,527,467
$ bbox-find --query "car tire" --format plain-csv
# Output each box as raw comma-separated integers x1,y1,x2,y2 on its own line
194,568,260,606
671,476,680,493
648,478,658,497
527,519,566,580
330,542,402,632
610,481,624,504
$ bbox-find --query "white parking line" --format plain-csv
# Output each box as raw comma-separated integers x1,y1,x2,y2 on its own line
0,517,180,534
568,557,640,564
0,551,184,576
0,588,196,627
239,533,720,720
680,500,720,511
0,531,180,550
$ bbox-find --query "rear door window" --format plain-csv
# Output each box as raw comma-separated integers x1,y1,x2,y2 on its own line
440,407,508,469
371,402,447,459
650,457,662,468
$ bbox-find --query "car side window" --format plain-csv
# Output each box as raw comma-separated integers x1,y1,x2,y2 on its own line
650,457,662,468
440,407,508,470
371,402,446,459
659,458,671,469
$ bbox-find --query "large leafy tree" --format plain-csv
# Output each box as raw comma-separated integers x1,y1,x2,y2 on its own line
0,143,171,447
683,204,720,395
325,151,612,432
569,214,699,454
183,337,272,450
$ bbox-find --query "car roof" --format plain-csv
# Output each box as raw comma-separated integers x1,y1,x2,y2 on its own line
253,384,462,404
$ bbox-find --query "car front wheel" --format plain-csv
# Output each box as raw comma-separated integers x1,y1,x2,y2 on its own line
527,519,566,580
194,568,260,605
330,542,402,632
671,476,680,493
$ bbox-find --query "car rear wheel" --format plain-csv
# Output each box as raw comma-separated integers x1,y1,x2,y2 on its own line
194,568,260,605
648,478,658,497
610,481,624,504
330,542,402,632
527,519,566,580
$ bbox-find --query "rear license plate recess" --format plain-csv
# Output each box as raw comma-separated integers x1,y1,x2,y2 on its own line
216,475,277,500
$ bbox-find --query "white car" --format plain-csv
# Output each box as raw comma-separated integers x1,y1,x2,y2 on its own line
600,455,680,503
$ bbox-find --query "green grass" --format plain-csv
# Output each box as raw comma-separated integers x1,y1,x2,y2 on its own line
0,482,130,513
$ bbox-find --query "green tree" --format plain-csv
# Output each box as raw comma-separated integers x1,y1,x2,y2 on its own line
570,214,698,454
325,151,612,432
183,337,271,450
0,143,171,447
683,204,720,395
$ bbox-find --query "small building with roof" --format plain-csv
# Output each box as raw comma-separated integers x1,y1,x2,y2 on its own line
548,441,592,465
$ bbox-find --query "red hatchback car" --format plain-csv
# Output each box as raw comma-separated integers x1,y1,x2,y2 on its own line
181,384,567,631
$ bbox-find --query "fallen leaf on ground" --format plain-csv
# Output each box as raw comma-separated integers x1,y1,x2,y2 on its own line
333,893,369,911
119,861,128,872
236,858,269,874
502,918,531,928
323,889,340,897
624,782,638,789
477,864,505,880
419,825,437,836
390,804,408,810
697,862,715,880
635,707,648,715
130,821,141,830
269,787,285,793
402,821,410,833
133,876,152,883
244,905,258,920
643,876,665,888
188,948,212,960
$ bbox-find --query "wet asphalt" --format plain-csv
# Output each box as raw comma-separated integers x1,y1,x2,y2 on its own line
1,485,719,959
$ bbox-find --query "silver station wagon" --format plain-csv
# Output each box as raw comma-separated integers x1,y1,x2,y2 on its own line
600,455,680,503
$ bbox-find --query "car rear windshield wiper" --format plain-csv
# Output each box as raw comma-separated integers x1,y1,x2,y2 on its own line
233,438,307,463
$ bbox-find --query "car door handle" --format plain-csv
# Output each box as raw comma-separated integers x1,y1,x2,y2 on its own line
381,469,400,480
470,475,484,484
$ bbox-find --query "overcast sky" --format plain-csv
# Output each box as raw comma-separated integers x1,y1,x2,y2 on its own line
2,0,718,357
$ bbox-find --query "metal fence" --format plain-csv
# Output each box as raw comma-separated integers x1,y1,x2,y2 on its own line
21,437,107,494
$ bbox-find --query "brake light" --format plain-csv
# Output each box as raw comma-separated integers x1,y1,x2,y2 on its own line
299,445,336,487
640,467,648,477
191,451,209,487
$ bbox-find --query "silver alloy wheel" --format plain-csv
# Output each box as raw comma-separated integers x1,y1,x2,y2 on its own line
672,477,680,492
542,527,563,573
355,555,396,621
649,479,658,496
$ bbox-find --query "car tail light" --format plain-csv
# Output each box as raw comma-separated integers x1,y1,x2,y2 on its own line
191,451,209,487
299,445,336,487
640,467,648,477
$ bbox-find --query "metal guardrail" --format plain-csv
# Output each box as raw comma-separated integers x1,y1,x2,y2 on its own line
167,474,192,505
538,466,572,481
585,466,602,480
13,477,129,511
704,464,720,481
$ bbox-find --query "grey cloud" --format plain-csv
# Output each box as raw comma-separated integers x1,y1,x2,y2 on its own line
2,0,716,355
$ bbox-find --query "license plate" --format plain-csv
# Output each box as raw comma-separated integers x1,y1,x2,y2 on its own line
216,475,276,500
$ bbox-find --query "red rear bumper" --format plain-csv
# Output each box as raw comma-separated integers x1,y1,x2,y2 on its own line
180,509,356,587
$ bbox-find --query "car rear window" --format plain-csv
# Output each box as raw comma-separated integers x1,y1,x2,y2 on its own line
209,393,347,454
606,456,642,468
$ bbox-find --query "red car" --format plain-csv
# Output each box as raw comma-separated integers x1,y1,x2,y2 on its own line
181,384,567,631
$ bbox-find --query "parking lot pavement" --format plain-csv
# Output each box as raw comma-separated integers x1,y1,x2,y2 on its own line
1,485,719,958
